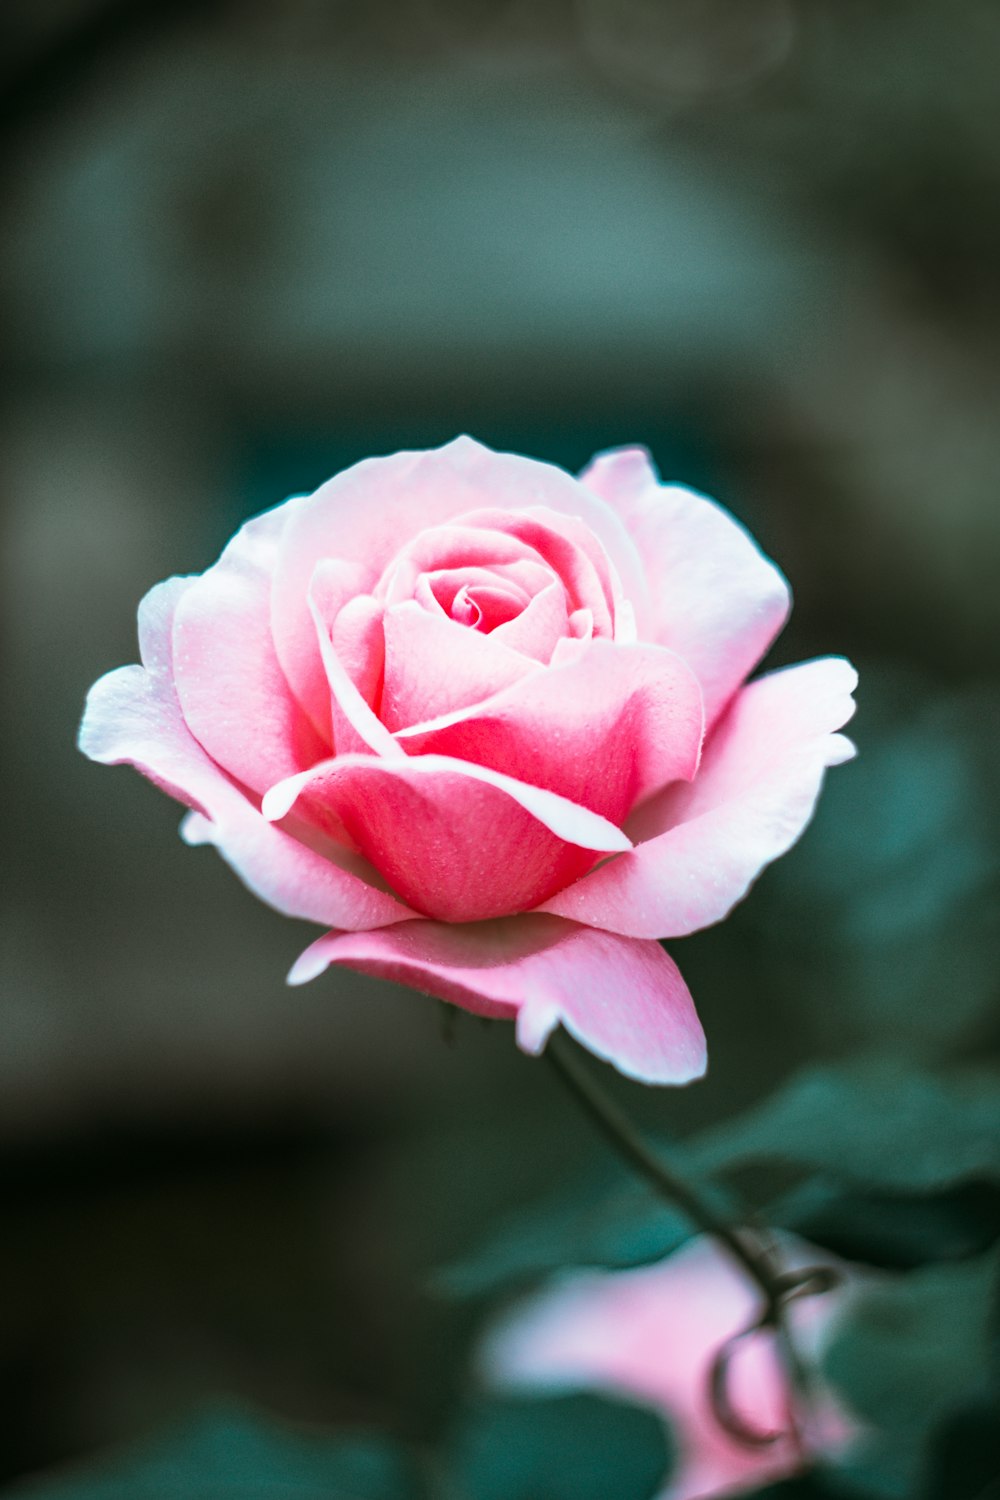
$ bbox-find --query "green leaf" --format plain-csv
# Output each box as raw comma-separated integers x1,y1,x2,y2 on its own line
694,1061,1000,1196
11,1400,420,1500
749,679,1000,1059
436,1140,743,1299
449,1392,672,1500
774,1177,1000,1271
919,1393,1000,1500
821,1246,1000,1498
436,1173,696,1298
438,1063,1000,1302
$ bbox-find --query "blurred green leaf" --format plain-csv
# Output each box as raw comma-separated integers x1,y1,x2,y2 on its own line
694,1062,1000,1195
752,679,1000,1060
774,1178,1000,1272
821,1246,1000,1498
449,1392,672,1500
436,1148,740,1298
784,693,998,943
918,1392,1000,1500
436,1175,694,1298
11,1401,420,1500
439,1063,1000,1301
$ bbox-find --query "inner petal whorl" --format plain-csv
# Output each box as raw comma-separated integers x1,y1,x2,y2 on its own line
452,583,526,632
423,565,533,621
375,525,541,608
371,506,633,669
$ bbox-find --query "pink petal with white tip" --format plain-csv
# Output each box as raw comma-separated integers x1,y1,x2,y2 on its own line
79,578,413,931
171,507,328,793
541,658,857,939
263,753,630,923
580,448,790,726
380,602,537,731
289,915,705,1085
397,639,704,825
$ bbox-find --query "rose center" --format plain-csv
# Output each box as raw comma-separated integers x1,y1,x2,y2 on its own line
415,561,541,634
450,581,527,632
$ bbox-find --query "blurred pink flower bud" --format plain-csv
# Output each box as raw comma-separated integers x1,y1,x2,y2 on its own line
481,1234,860,1499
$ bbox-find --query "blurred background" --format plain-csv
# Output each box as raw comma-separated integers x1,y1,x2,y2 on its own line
2,0,999,1490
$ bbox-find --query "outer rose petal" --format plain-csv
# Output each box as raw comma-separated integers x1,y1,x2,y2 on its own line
79,578,413,931
271,437,647,734
263,753,631,922
397,639,705,824
541,658,857,939
289,916,706,1086
171,506,328,792
481,1235,856,1500
580,448,790,726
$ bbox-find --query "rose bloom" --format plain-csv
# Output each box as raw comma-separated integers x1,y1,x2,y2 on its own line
79,438,856,1083
480,1235,859,1500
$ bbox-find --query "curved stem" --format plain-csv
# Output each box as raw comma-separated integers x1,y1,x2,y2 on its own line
545,1032,828,1452
545,1032,786,1311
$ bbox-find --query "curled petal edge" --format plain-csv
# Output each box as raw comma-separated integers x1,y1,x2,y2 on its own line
263,753,634,856
79,579,414,933
288,915,706,1086
540,657,858,939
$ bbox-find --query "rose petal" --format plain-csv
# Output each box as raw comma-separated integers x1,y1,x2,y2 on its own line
307,559,390,756
396,639,705,824
307,583,401,760
580,448,790,725
288,915,705,1085
540,658,857,938
271,437,647,740
491,580,571,662
377,524,541,606
332,595,385,715
171,507,328,792
380,601,537,731
81,579,211,816
421,564,534,619
455,583,524,630
453,506,619,637
263,753,631,922
79,579,414,930
305,556,376,741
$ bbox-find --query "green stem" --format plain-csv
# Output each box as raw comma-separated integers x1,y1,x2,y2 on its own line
546,1032,785,1310
545,1032,822,1451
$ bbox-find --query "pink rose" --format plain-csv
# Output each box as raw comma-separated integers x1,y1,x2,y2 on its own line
79,437,856,1083
480,1235,859,1500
